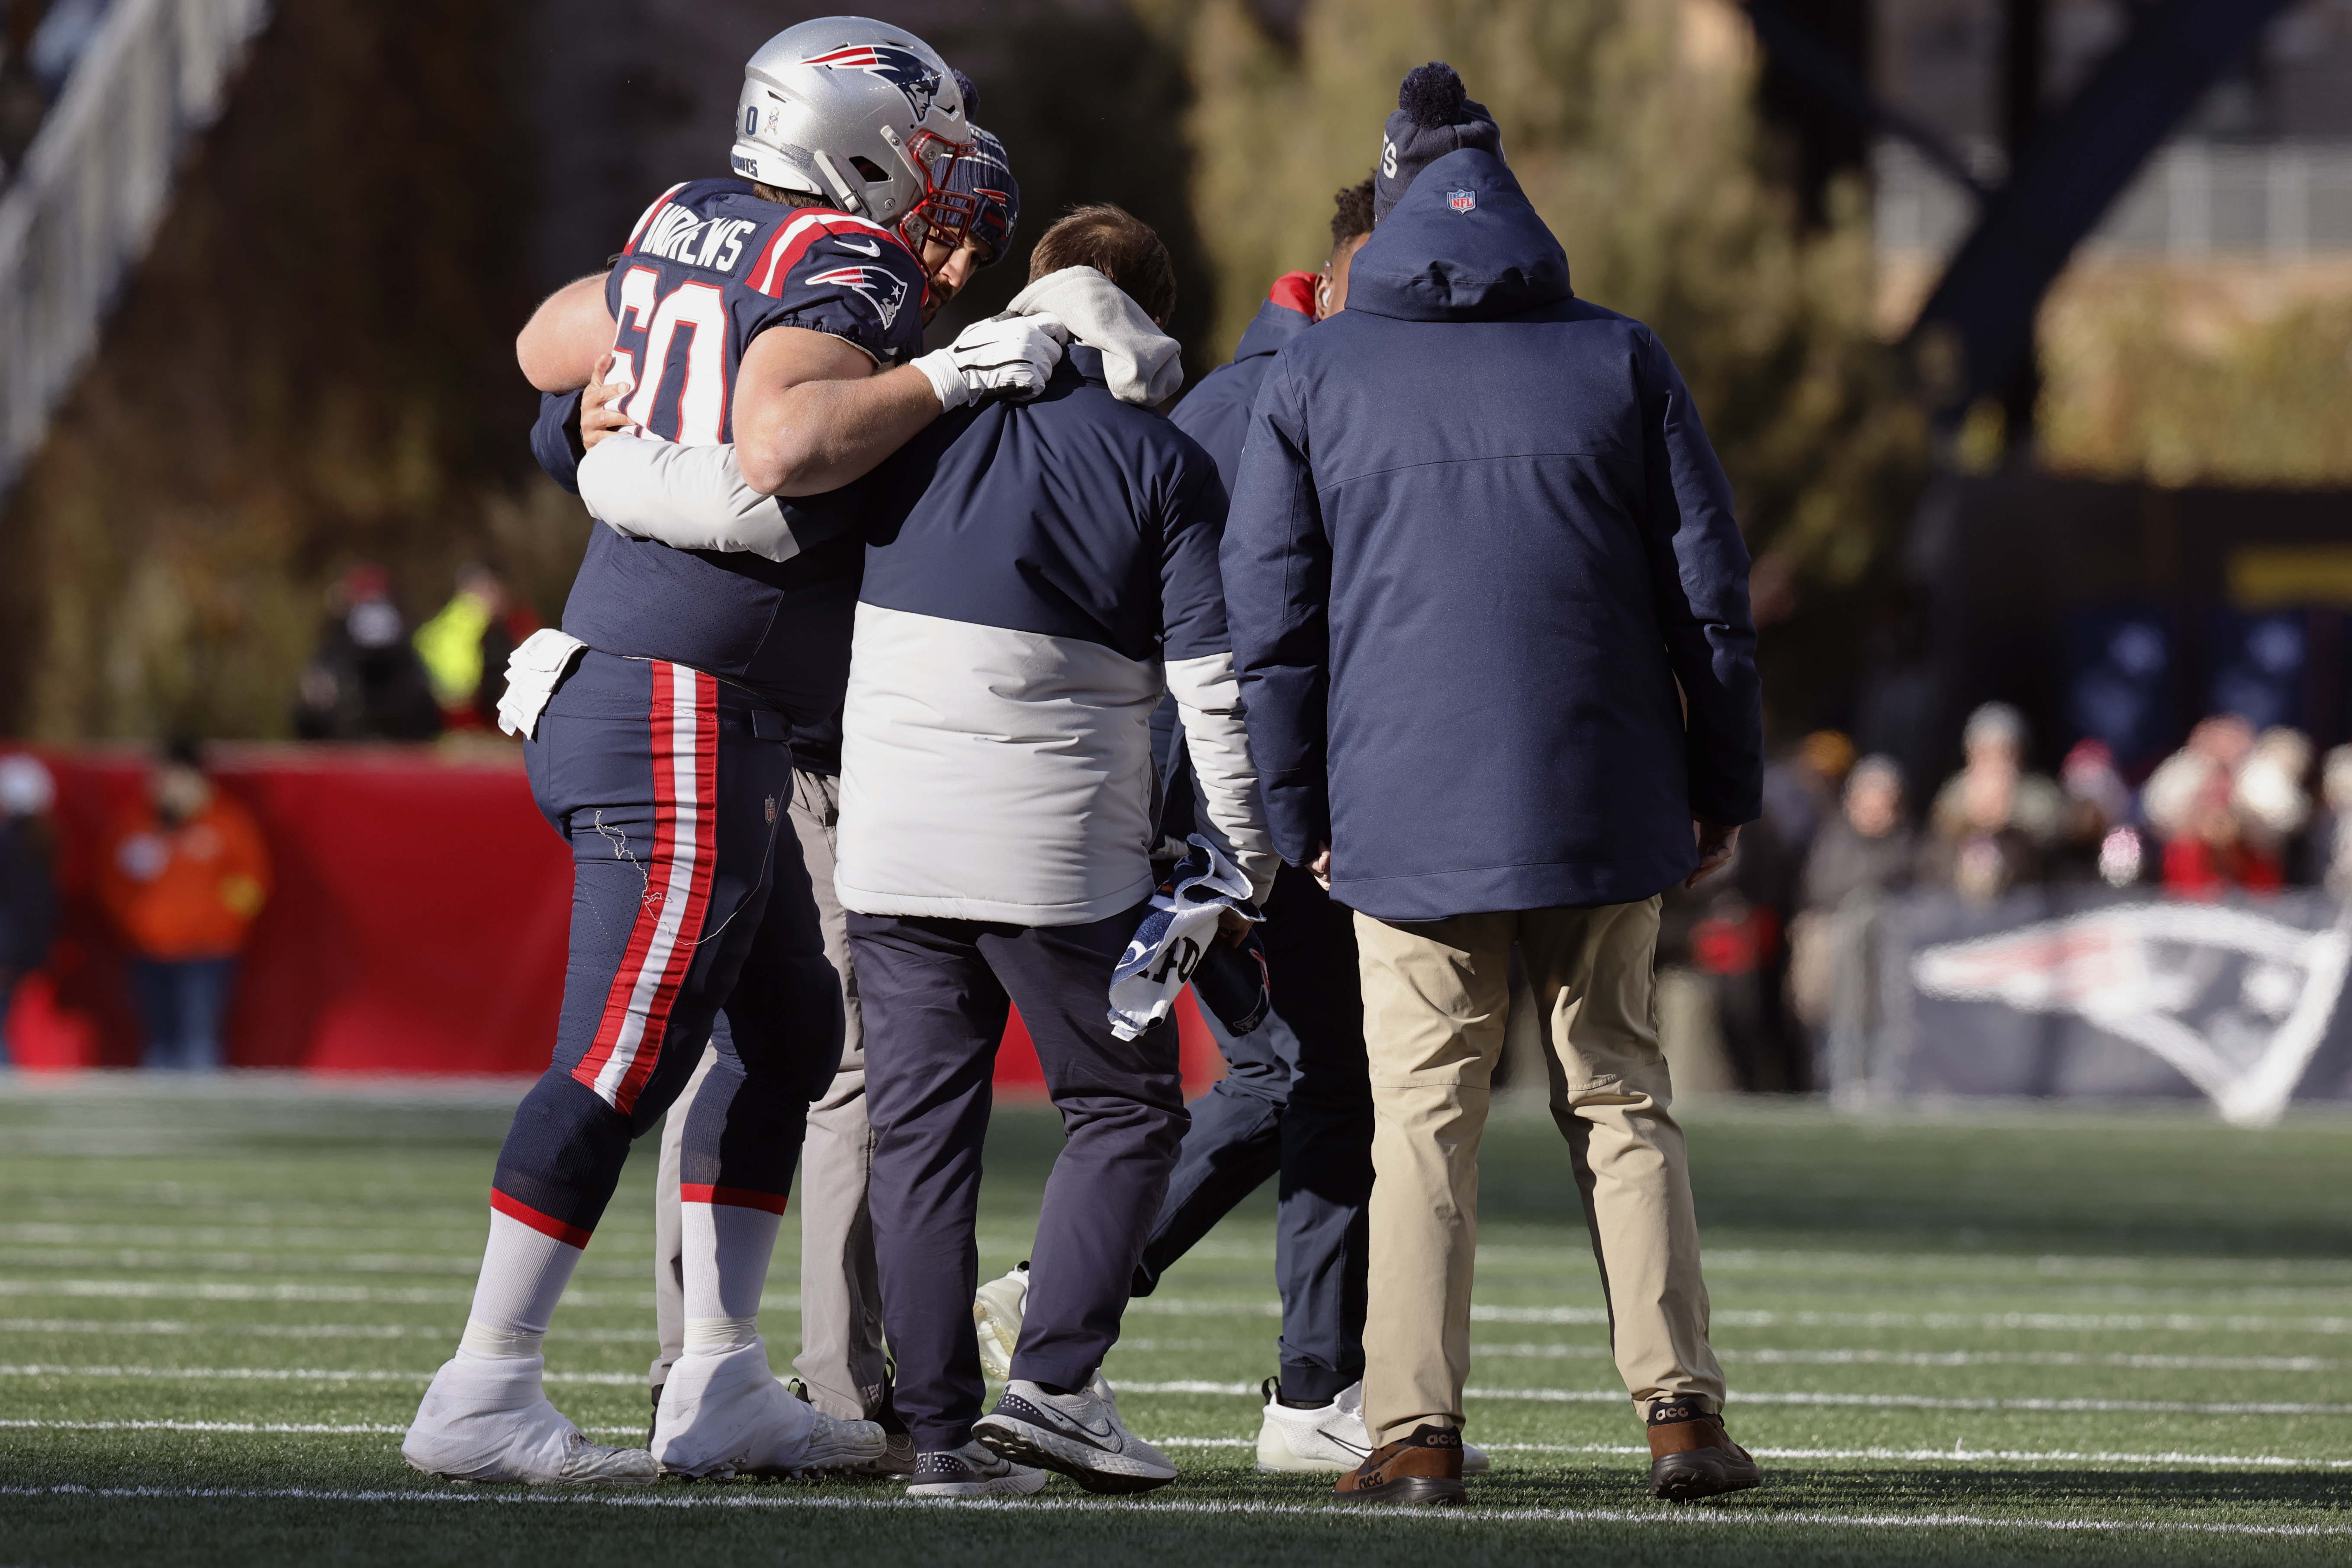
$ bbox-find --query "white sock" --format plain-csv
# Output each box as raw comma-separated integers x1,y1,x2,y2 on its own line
681,1197,780,1353
457,1208,583,1360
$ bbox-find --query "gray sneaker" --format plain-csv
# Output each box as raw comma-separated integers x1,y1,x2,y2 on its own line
973,1374,1176,1494
907,1439,1048,1498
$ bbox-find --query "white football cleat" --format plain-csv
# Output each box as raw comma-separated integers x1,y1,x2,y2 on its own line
403,1351,656,1484
973,1372,1176,1494
906,1439,1049,1498
972,1260,1030,1381
1255,1379,1489,1475
653,1338,858,1479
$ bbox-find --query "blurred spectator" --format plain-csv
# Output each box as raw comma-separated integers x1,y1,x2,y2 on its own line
1921,702,2062,902
2141,716,2297,896
2315,745,2352,898
411,564,540,732
0,752,58,1059
98,741,271,1070
1800,755,1914,914
1673,731,1852,1093
293,564,442,741
2054,738,2142,886
1788,754,1912,1091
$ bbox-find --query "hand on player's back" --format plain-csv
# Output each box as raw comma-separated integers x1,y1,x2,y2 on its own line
913,314,1070,412
579,352,634,450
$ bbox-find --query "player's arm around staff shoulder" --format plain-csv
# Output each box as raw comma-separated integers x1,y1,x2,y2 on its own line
516,274,617,393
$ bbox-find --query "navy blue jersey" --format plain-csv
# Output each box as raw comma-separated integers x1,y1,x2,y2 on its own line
559,177,927,726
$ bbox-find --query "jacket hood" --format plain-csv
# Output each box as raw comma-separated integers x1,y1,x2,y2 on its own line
1345,149,1572,323
1233,290,1313,364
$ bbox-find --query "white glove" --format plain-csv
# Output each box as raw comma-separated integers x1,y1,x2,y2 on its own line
912,312,1070,411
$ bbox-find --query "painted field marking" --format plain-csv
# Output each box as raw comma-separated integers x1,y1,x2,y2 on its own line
1111,1380,2352,1415
1471,1342,2332,1373
7,1364,2347,1414
0,1365,640,1385
1477,1304,2352,1334
1139,1437,2352,1468
8,1422,2345,1473
0,1280,656,1308
4,1484,2350,1537
0,1320,653,1345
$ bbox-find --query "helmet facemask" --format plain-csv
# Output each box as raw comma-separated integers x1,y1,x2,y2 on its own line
888,127,978,256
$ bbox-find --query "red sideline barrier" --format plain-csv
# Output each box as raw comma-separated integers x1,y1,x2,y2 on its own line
4,745,1223,1095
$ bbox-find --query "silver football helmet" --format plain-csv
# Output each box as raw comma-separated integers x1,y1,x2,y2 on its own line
731,17,977,251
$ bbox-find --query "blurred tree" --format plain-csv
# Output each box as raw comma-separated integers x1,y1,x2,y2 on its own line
1170,0,1927,730
0,0,571,742
2038,269,2352,488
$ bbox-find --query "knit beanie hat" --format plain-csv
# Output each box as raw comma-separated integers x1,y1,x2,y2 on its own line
1373,62,1504,224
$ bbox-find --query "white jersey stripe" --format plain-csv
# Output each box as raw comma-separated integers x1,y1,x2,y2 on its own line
590,664,707,1103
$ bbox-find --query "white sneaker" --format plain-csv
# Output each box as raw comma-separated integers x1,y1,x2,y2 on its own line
973,1372,1177,1494
403,1350,656,1485
972,1261,1029,1381
1255,1379,1490,1475
653,1338,874,1479
906,1439,1049,1498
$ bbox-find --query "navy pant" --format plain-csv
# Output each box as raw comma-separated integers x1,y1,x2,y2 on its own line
1133,863,1374,1403
133,956,238,1071
852,905,1186,1451
493,650,842,1244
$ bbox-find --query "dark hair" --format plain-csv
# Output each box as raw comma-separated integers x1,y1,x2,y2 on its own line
1331,176,1374,249
1028,204,1176,324
753,182,832,211
163,736,206,771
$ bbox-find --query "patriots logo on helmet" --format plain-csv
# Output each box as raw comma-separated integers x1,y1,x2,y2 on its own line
806,263,911,331
801,43,950,123
1448,189,1477,213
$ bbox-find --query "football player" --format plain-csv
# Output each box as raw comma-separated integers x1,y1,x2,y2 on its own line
401,19,1062,1487
635,111,1026,1482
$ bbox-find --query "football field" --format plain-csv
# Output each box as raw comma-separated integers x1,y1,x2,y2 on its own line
3,1076,2348,1566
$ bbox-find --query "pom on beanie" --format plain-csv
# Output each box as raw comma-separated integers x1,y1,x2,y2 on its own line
1398,62,1467,130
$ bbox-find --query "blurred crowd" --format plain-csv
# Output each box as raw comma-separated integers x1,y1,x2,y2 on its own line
0,742,272,1070
1665,701,2352,1093
293,563,537,741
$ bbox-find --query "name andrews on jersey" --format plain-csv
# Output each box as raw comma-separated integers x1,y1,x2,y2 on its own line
636,207,760,273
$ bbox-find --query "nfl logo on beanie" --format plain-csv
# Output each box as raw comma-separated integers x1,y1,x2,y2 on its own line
1448,190,1476,213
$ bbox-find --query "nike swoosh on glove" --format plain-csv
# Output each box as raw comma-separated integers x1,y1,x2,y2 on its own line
913,313,1069,411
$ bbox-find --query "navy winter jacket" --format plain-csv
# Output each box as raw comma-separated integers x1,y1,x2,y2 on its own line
1220,148,1761,921
1170,290,1313,485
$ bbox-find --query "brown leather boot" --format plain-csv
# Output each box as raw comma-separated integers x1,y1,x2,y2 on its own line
1335,1423,1467,1506
1646,1397,1761,1501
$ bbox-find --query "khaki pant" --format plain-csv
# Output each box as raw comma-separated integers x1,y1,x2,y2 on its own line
651,769,887,1421
1355,897,1725,1444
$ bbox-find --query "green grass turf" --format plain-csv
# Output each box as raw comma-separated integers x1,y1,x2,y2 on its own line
3,1076,2349,1565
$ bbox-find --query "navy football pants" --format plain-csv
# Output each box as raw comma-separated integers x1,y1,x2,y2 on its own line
491,650,842,1244
850,905,1186,1451
1132,863,1374,1403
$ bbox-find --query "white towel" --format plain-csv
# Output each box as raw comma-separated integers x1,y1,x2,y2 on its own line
495,628,589,740
1107,835,1263,1041
999,266,1184,407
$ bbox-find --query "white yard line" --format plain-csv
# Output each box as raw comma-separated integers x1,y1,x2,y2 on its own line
0,1320,652,1344
0,1364,640,1385
1476,1304,2352,1333
1111,1379,2352,1414
8,1364,2343,1413
9,1422,2344,1473
3,1483,2348,1536
0,1279,654,1308
1473,1343,2331,1372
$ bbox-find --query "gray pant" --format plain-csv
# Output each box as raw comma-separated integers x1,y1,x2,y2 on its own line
650,769,886,1421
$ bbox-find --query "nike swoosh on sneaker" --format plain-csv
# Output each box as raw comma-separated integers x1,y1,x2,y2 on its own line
1003,1395,1119,1451
833,236,881,256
